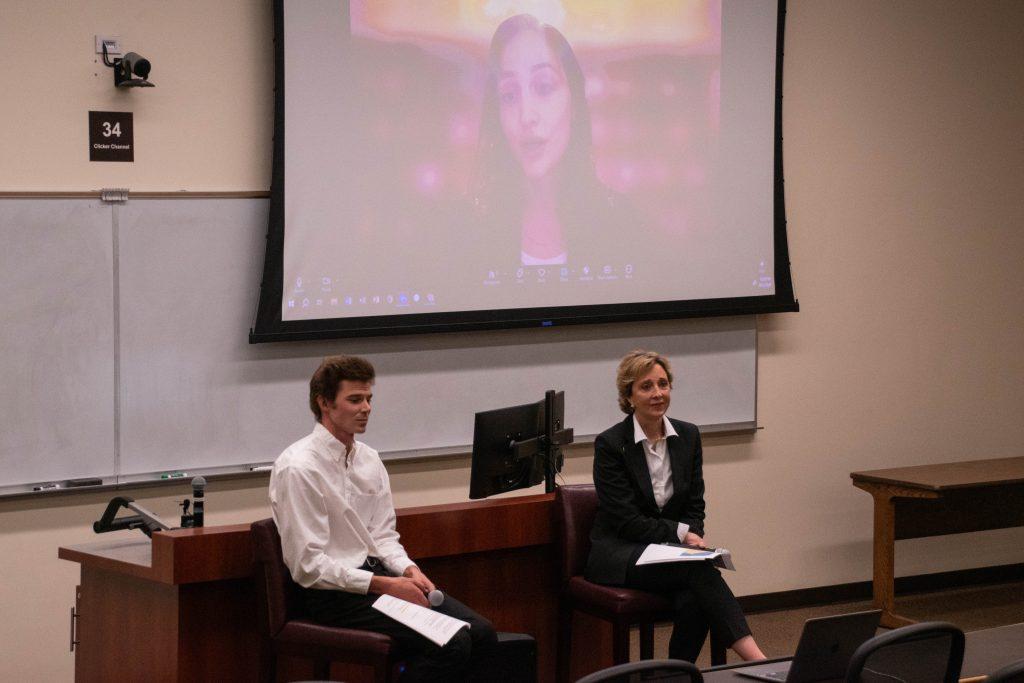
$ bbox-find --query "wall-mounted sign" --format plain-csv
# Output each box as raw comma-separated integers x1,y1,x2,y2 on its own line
89,111,134,162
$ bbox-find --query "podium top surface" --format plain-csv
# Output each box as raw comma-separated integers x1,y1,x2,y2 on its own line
59,523,254,584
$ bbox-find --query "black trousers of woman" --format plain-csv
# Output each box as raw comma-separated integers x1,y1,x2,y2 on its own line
624,552,751,663
301,562,497,682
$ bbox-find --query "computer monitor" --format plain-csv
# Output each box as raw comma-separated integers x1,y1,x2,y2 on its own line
469,390,574,500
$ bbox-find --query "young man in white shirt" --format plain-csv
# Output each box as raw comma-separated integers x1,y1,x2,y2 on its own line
270,355,496,681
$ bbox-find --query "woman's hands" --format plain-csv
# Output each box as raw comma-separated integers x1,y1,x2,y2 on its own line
683,531,707,548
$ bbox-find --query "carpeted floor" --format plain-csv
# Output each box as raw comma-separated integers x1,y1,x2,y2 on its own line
630,580,1024,668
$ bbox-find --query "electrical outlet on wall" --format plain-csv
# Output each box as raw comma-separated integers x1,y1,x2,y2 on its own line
94,35,121,55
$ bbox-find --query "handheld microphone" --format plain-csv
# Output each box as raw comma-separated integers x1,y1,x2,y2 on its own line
428,589,444,607
191,476,206,528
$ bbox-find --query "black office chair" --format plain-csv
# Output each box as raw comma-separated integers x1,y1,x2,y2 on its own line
575,658,703,683
845,621,964,683
988,658,1024,683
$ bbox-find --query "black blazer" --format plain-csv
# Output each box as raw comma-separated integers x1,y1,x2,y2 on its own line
584,415,706,586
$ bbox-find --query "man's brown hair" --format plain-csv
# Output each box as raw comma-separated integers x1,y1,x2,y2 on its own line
309,355,376,421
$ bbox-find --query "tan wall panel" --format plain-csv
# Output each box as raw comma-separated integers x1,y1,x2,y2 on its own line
0,0,273,191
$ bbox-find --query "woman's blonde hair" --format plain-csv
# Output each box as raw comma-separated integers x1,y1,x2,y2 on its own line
615,349,673,414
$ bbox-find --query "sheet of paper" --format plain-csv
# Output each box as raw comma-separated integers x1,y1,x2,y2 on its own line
636,543,736,570
372,594,470,647
637,543,715,565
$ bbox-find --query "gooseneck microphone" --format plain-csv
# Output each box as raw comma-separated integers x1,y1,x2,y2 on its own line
191,476,206,528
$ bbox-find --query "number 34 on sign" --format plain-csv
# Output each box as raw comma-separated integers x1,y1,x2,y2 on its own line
88,111,134,162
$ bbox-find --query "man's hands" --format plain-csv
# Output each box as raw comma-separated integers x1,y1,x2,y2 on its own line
403,564,436,594
369,575,429,606
368,565,435,608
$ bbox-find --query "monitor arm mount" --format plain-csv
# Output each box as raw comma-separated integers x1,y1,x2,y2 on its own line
509,389,574,493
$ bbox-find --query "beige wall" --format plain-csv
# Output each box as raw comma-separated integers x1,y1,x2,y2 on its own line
2,1,1023,680
0,0,273,191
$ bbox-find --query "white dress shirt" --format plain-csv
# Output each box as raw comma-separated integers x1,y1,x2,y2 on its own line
633,414,690,542
269,422,415,593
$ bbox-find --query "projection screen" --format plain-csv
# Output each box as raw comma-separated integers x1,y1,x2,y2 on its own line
251,0,797,341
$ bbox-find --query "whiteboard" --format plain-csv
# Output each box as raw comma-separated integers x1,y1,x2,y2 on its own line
0,197,755,492
0,199,117,487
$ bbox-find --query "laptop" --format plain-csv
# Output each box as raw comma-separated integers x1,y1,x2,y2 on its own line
736,610,881,682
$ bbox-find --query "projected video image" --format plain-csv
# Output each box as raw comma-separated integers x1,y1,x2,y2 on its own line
282,1,774,321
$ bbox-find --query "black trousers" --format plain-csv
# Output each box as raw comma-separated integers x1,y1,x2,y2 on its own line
301,563,497,682
624,555,751,663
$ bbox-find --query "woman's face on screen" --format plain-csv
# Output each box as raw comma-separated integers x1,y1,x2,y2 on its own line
497,28,572,180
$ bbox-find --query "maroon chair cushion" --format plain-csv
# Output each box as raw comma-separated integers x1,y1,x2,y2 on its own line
276,619,395,659
566,577,673,618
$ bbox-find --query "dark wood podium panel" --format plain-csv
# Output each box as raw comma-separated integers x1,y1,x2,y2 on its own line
60,494,612,682
73,565,259,681
398,493,555,557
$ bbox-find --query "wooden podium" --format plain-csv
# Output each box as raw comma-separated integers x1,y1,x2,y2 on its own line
60,493,612,682
60,522,260,681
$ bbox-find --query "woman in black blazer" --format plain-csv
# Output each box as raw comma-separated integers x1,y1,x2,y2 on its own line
586,349,766,662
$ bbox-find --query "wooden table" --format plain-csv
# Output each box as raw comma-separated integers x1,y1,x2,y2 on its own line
851,457,1024,628
60,493,612,682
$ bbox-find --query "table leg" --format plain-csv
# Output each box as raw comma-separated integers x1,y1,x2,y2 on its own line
871,492,913,628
